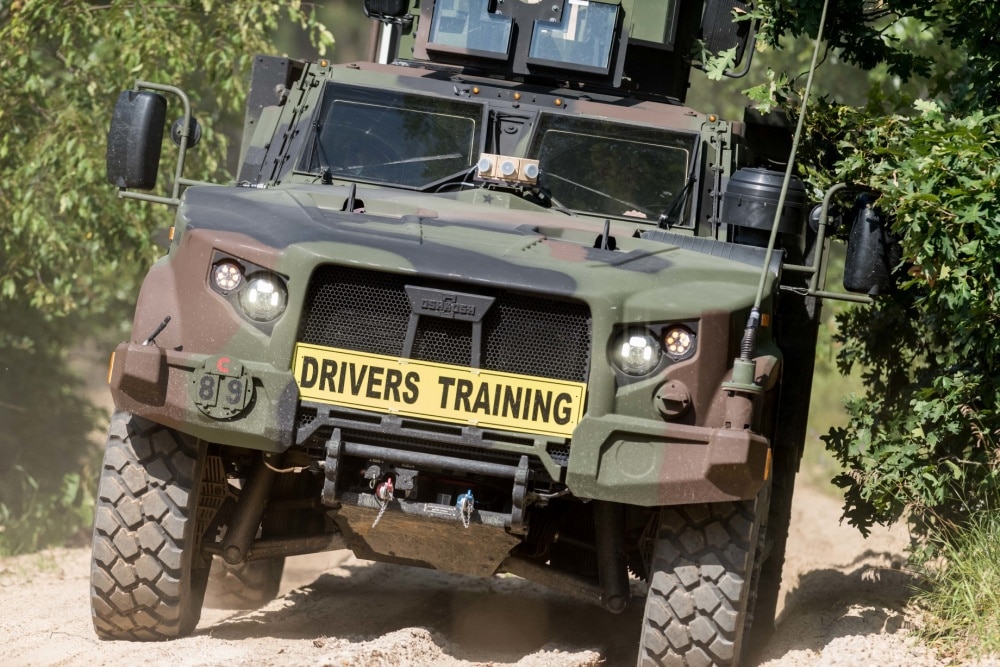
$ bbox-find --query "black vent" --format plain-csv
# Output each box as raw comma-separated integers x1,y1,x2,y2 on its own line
298,267,410,357
298,265,592,383
412,317,472,366
482,292,591,382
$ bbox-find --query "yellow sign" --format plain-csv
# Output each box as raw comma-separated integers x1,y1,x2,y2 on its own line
293,343,587,437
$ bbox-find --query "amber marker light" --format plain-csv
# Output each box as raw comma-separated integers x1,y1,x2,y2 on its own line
212,261,244,292
663,327,695,360
513,92,521,100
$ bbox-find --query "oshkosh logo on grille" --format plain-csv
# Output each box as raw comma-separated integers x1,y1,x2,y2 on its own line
405,286,495,322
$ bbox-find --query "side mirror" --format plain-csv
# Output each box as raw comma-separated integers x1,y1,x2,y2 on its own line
843,195,895,295
701,0,754,77
106,90,166,190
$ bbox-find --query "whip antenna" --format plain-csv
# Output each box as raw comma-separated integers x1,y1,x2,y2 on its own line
737,0,832,373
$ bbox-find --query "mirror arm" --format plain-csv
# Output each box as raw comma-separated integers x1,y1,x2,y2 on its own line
782,182,875,305
132,80,193,205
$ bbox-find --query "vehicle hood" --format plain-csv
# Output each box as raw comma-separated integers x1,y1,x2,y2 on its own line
177,184,767,321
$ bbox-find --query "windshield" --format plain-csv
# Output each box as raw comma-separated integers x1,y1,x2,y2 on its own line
530,115,696,221
306,84,484,188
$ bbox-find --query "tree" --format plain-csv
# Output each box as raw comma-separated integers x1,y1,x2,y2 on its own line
0,1,333,553
750,0,1000,538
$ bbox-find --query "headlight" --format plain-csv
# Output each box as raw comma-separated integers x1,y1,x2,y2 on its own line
239,273,287,321
612,331,661,376
663,326,695,360
212,260,244,292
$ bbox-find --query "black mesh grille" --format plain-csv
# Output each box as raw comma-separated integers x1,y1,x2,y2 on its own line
482,292,592,382
298,265,592,383
298,267,409,357
411,318,472,366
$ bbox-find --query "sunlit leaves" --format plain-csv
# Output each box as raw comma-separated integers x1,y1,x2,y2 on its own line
704,47,738,81
0,1,333,325
0,0,333,554
808,101,1000,539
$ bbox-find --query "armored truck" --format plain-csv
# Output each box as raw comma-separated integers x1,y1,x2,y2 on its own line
91,1,881,664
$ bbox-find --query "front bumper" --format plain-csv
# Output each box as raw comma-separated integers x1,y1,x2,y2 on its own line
110,342,768,506
567,413,769,506
108,342,299,452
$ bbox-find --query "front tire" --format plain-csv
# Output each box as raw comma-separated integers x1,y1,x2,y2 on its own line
638,497,765,666
90,412,211,640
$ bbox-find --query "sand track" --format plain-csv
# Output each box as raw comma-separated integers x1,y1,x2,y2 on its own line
2,477,969,666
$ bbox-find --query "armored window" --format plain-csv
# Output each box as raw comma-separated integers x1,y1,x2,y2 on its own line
427,0,513,60
528,1,619,75
307,84,484,189
529,115,697,223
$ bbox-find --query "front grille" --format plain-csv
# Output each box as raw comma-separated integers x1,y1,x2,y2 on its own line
298,265,592,383
412,317,471,366
298,268,410,357
482,293,591,381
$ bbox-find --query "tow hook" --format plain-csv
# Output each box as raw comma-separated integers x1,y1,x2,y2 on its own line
375,476,395,502
370,475,395,529
456,489,475,528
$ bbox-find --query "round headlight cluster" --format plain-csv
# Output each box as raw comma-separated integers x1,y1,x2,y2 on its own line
239,273,288,322
212,260,287,322
611,325,696,376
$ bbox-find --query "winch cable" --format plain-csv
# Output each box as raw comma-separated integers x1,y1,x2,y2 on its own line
740,0,832,365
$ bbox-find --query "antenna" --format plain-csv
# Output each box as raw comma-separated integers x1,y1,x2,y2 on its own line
734,0,832,383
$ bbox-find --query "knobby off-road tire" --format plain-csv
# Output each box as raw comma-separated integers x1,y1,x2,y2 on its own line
90,412,211,640
204,557,286,610
745,449,796,660
638,497,765,666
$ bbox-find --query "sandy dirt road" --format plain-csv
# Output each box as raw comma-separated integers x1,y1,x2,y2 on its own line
1,474,969,667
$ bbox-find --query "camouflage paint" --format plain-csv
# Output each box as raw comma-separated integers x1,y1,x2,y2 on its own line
111,40,790,509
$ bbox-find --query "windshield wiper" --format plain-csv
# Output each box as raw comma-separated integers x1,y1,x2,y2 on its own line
526,185,576,216
360,153,463,170
419,165,478,192
544,172,653,218
657,139,702,229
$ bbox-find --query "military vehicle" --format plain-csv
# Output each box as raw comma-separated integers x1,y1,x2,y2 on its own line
91,0,883,663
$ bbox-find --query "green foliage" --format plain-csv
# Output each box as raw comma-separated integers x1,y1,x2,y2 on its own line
750,0,938,81
0,0,333,325
914,507,1000,657
743,68,791,115
0,467,95,556
752,0,1000,113
813,103,1000,536
743,1,1000,539
0,301,106,554
703,47,738,82
0,1,333,554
